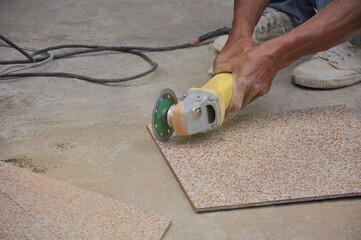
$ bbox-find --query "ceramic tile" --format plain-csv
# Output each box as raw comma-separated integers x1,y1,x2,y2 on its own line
0,162,170,239
148,106,361,212
0,193,58,240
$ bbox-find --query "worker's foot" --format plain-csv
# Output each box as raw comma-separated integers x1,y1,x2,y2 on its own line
212,35,229,53
252,7,294,44
292,41,361,89
213,7,294,52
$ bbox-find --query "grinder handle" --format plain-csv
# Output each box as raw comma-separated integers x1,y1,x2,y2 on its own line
189,73,234,122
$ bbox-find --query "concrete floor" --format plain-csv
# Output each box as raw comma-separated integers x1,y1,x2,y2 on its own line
1,0,360,239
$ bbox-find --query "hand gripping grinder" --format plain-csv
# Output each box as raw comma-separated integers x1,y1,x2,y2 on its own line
151,73,234,142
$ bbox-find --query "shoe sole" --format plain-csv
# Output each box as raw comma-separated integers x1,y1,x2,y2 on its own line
213,35,228,52
292,74,361,89
212,35,266,52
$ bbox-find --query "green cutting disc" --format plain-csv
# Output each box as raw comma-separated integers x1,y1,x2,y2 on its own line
151,88,178,142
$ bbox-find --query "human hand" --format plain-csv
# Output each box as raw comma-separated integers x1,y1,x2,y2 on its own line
213,44,280,113
210,36,256,75
215,36,256,65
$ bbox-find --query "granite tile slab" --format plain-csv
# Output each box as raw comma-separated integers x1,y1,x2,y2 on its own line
148,105,361,212
0,162,170,239
0,193,58,240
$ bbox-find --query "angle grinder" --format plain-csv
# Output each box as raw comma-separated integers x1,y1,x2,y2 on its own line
151,73,234,142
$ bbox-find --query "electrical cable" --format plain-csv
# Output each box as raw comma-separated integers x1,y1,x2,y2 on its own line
0,27,231,83
0,53,53,75
0,42,53,76
0,34,36,63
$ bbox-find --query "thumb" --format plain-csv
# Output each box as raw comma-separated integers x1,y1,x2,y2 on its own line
213,59,233,74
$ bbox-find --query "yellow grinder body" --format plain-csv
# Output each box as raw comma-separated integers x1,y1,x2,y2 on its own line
168,73,233,136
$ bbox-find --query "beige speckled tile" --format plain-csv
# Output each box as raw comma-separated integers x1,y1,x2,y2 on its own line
147,105,361,212
0,193,58,240
0,162,170,240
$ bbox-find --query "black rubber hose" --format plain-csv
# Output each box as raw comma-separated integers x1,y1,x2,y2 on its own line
198,27,231,42
0,34,35,63
0,27,231,83
0,49,158,83
1,27,231,65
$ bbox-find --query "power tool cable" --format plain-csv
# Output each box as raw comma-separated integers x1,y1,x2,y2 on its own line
0,43,54,75
0,34,35,63
0,27,230,83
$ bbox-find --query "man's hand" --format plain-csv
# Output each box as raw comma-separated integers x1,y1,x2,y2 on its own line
212,36,256,75
219,0,270,63
213,44,280,113
210,0,270,111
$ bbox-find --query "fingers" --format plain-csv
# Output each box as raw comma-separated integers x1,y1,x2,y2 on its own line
242,81,268,108
221,37,256,58
213,38,256,75
251,84,271,104
242,88,258,109
226,78,270,114
226,74,246,114
210,56,230,76
213,59,233,74
226,89,245,114
214,44,277,115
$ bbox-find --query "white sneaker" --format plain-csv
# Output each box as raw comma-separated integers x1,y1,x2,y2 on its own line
213,35,229,53
213,7,294,52
292,41,361,89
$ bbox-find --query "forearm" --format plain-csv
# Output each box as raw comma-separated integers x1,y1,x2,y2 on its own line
266,0,361,69
229,0,269,42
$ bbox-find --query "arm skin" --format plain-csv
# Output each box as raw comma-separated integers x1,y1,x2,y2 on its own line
214,0,269,64
214,0,361,113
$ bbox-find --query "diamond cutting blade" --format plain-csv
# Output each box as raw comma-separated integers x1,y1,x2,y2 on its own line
151,88,178,142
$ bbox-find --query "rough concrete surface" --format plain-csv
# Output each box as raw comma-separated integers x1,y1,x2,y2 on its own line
0,0,360,239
